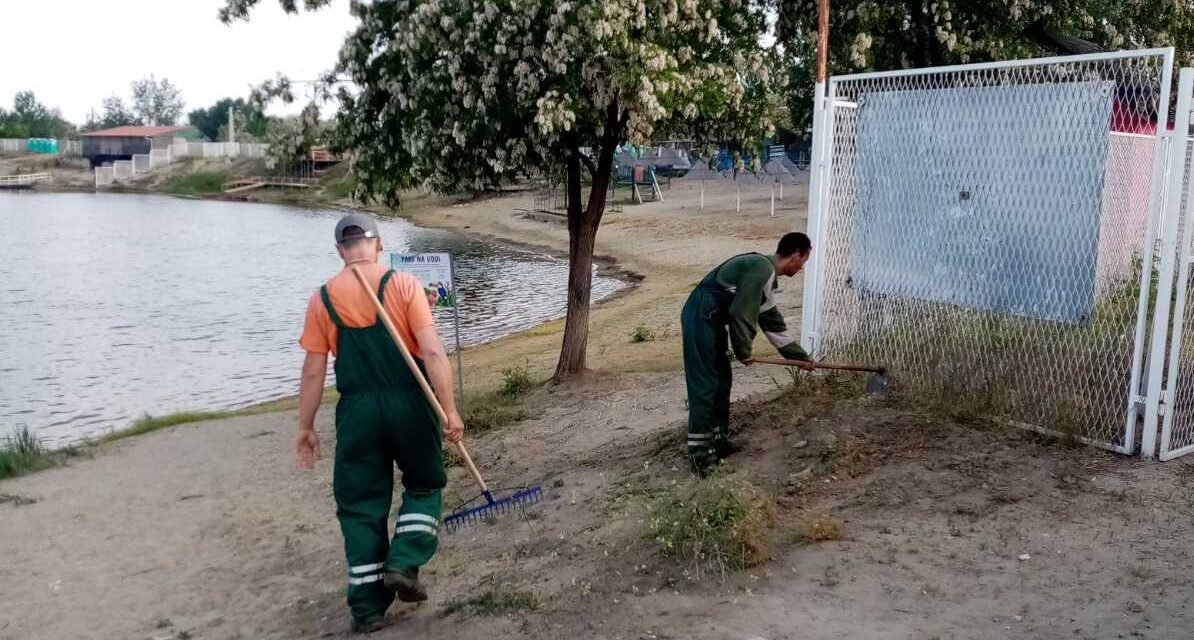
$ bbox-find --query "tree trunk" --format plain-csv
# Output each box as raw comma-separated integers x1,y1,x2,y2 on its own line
552,107,620,382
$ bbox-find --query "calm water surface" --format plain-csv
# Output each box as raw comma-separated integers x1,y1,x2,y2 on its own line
0,193,621,445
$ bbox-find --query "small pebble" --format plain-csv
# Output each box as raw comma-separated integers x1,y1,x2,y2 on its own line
1018,554,1031,561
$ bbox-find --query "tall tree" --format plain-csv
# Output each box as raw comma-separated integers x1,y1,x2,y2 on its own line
0,91,74,138
131,75,185,126
224,0,783,381
189,97,270,141
779,0,1194,129
89,96,139,130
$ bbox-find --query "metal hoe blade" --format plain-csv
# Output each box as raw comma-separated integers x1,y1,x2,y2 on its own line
865,369,890,396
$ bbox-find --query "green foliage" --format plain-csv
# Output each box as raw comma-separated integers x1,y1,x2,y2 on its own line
631,324,656,343
463,397,528,434
189,97,270,142
499,366,533,398
131,75,185,126
779,1,1194,128
160,172,230,196
266,104,325,170
649,475,775,578
84,96,139,132
443,589,538,617
0,426,54,480
0,91,74,138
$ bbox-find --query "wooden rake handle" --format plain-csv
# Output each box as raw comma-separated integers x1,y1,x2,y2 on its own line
349,265,490,494
752,356,885,375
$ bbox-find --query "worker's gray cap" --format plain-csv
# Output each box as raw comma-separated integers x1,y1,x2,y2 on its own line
334,212,381,244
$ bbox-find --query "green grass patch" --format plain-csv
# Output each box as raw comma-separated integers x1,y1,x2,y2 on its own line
160,171,229,196
462,393,529,435
99,411,233,444
0,426,86,481
649,474,775,579
443,589,538,617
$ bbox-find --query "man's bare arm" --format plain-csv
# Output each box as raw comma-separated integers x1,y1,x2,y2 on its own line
295,351,328,468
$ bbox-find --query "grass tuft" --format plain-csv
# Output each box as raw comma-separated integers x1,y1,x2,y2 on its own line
99,411,232,444
649,475,775,579
0,426,56,480
443,589,538,617
797,514,845,542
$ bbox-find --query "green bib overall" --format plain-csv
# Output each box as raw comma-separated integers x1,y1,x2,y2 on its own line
681,260,737,472
322,270,447,622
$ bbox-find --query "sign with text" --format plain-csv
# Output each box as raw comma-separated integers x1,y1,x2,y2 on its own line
390,252,456,309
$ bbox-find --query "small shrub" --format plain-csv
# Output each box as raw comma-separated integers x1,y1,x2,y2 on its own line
797,514,844,542
499,365,532,397
649,476,775,579
631,324,656,343
443,589,538,617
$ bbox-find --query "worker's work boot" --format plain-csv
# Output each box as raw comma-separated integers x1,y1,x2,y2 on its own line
384,567,428,603
350,615,390,634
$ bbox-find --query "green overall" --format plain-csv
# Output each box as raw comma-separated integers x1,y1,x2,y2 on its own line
681,254,808,472
321,270,447,623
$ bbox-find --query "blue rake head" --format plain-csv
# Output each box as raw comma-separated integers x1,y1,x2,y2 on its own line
442,486,544,533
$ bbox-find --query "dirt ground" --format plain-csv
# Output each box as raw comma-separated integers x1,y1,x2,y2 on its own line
3,179,1193,640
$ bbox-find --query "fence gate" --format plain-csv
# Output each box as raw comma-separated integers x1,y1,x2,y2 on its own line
803,49,1175,454
1148,69,1194,460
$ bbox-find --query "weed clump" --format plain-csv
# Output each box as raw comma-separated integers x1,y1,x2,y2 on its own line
649,475,775,578
443,589,538,617
631,324,656,343
797,514,844,542
499,365,532,397
0,426,54,480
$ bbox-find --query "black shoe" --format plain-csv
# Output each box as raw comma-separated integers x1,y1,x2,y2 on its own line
714,439,743,458
384,567,428,603
350,615,390,634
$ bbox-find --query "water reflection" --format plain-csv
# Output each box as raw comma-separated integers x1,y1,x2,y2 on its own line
0,193,621,446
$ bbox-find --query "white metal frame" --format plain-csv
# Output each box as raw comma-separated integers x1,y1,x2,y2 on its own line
802,48,1176,456
1148,69,1194,459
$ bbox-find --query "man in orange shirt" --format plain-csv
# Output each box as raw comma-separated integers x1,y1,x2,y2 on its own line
296,213,464,633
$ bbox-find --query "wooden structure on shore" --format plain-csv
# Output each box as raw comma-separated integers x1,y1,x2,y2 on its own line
0,173,51,190
82,125,193,169
222,175,319,194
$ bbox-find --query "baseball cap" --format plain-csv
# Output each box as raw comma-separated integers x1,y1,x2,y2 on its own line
334,212,381,244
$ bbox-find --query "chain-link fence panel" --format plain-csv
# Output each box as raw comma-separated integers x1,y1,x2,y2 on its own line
808,50,1172,451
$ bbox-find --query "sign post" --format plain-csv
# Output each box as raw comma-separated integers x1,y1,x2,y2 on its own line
390,252,464,406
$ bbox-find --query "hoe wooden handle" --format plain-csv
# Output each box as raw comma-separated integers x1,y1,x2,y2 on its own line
349,265,489,494
752,356,885,374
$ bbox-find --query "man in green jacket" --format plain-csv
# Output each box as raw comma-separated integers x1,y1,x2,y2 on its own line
681,232,816,474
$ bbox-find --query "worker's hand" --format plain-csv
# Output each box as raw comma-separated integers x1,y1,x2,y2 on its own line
739,357,755,366
295,428,322,470
796,358,818,371
442,410,465,444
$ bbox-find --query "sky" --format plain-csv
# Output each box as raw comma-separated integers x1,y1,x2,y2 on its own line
0,0,356,125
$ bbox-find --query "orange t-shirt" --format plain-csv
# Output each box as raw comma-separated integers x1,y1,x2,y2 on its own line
300,262,436,359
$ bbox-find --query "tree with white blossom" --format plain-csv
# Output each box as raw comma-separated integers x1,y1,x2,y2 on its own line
223,0,783,381
780,0,1194,128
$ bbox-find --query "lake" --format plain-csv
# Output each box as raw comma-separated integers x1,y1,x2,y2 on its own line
0,192,621,446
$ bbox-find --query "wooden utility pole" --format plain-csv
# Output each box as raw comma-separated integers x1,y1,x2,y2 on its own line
816,0,829,83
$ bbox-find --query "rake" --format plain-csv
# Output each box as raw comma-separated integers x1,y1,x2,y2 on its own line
350,266,543,534
753,356,890,396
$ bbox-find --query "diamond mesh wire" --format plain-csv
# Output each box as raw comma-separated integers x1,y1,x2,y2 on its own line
1162,136,1194,456
812,52,1169,448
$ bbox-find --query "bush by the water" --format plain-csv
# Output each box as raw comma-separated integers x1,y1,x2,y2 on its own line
649,475,775,578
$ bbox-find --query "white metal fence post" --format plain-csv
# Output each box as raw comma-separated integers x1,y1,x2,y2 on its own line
1142,66,1190,458
801,78,831,355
